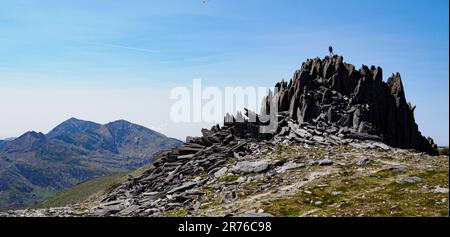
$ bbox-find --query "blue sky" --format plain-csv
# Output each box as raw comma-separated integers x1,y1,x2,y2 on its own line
0,0,448,145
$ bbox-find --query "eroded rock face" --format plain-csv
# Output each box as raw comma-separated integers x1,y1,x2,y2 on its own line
260,55,438,155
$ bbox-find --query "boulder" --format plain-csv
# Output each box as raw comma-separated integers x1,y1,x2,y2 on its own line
318,159,333,166
231,160,271,174
396,176,426,184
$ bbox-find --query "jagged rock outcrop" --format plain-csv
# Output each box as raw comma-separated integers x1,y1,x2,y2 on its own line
260,55,437,155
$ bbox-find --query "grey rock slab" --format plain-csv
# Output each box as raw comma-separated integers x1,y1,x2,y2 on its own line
371,142,390,151
347,132,382,141
293,127,313,139
331,191,342,196
326,127,338,134
98,200,124,207
167,181,197,194
299,208,321,217
356,158,372,166
389,167,405,173
350,142,374,149
279,126,290,136
231,159,271,174
306,160,319,166
318,159,333,166
118,205,140,216
432,187,449,194
275,161,305,174
396,176,426,184
214,167,229,178
312,136,325,143
177,154,195,160
236,176,247,183
142,192,159,197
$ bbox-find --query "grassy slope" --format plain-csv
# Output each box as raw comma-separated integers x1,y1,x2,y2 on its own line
188,144,449,217
263,167,449,217
38,165,152,208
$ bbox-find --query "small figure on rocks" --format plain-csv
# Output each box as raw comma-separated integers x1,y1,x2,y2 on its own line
329,46,334,56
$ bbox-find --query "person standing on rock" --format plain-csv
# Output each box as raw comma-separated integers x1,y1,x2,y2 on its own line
329,46,334,56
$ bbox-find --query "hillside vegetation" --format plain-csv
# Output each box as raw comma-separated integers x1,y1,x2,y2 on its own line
38,165,152,208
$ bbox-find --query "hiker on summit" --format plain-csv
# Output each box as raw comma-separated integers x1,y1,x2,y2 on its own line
329,46,334,56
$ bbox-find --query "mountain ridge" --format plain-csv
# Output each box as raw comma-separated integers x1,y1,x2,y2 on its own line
0,118,183,210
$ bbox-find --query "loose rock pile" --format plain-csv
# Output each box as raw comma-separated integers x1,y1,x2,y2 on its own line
90,117,270,216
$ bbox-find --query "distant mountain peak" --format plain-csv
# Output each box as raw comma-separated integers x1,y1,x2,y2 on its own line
110,119,130,123
19,131,46,140
106,119,135,128
65,117,85,123
59,117,97,126
47,118,101,138
1,131,46,153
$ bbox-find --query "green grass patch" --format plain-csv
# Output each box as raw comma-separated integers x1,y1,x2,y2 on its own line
38,172,128,208
218,175,240,183
163,208,188,217
438,147,449,156
264,186,344,217
38,165,153,208
323,167,449,217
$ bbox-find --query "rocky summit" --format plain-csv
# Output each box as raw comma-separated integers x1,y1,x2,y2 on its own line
260,55,438,155
2,55,447,217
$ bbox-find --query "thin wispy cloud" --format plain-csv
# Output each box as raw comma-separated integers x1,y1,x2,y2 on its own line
157,52,231,65
73,40,160,54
